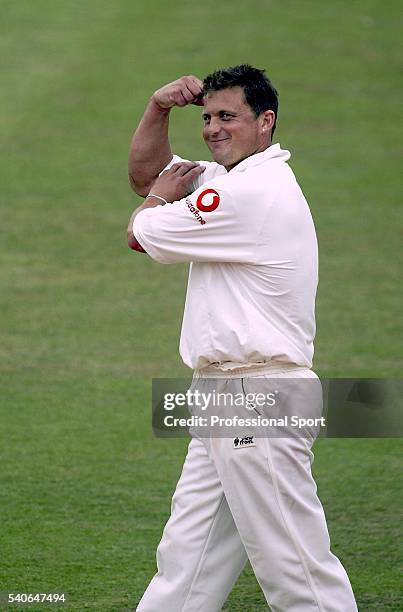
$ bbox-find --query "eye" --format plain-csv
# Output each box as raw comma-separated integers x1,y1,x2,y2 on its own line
220,112,234,121
202,115,210,125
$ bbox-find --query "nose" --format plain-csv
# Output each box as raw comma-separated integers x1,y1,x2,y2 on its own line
204,117,222,139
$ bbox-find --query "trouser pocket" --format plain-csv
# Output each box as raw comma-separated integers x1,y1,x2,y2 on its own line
241,375,323,441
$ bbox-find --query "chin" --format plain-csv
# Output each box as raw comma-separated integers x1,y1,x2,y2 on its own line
212,154,226,165
212,152,237,168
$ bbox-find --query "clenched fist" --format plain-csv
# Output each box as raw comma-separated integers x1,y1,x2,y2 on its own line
152,75,204,110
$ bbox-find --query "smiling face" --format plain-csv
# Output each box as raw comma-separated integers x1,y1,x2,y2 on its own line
202,86,274,171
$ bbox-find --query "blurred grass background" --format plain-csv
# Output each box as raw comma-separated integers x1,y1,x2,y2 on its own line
1,0,402,610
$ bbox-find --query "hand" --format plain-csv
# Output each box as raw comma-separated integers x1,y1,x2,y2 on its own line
148,162,205,202
152,75,204,110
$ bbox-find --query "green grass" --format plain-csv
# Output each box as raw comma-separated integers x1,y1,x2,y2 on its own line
1,0,402,610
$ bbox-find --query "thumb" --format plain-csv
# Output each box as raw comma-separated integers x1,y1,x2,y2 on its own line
191,93,204,106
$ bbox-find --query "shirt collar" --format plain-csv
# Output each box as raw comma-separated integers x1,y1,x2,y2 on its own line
229,143,291,173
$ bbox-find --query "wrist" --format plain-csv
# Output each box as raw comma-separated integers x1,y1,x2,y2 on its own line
146,193,168,205
149,95,171,115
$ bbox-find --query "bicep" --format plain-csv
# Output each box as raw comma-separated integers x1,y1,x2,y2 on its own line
128,154,181,197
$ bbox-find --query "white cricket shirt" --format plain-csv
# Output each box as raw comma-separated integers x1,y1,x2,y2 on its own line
133,144,318,370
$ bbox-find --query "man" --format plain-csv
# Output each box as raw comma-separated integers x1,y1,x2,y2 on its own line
127,65,357,611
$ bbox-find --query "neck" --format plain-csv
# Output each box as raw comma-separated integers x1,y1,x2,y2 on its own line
225,140,272,171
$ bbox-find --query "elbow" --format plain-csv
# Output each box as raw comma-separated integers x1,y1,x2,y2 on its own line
128,172,152,198
127,230,147,253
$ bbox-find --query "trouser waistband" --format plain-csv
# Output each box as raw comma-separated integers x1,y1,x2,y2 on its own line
194,362,310,379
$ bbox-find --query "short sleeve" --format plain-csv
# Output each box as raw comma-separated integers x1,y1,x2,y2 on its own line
158,155,185,174
159,155,227,192
132,183,257,264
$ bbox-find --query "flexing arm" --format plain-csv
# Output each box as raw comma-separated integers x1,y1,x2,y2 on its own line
128,76,204,197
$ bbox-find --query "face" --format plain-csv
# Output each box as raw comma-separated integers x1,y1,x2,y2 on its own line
202,87,272,170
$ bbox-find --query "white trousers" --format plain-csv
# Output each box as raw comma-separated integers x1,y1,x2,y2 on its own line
137,366,358,611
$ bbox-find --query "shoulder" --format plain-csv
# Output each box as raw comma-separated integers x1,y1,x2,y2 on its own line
195,159,227,183
163,155,227,192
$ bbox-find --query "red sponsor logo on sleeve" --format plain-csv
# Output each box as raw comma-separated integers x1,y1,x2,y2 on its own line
196,189,220,212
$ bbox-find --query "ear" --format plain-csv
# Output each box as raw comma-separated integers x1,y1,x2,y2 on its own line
260,110,275,134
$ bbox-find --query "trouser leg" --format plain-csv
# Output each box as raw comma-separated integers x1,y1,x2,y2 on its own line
204,373,358,612
211,434,357,612
136,437,248,612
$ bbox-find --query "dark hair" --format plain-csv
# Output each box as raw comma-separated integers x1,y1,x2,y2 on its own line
203,64,279,135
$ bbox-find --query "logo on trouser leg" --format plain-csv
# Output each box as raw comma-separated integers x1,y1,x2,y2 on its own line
233,436,255,449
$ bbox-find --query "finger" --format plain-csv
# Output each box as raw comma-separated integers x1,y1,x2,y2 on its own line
179,163,205,176
191,92,204,106
187,75,204,90
187,78,204,105
186,78,203,98
166,161,198,175
187,167,205,181
174,162,200,175
173,91,188,107
167,162,186,173
180,166,206,188
180,86,195,104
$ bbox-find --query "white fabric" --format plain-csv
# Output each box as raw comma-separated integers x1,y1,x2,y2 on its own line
136,368,358,612
133,144,318,370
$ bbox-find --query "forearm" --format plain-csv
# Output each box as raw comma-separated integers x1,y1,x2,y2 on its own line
128,98,173,196
127,195,165,251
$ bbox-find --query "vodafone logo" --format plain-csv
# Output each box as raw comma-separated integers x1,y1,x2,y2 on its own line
196,189,220,213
